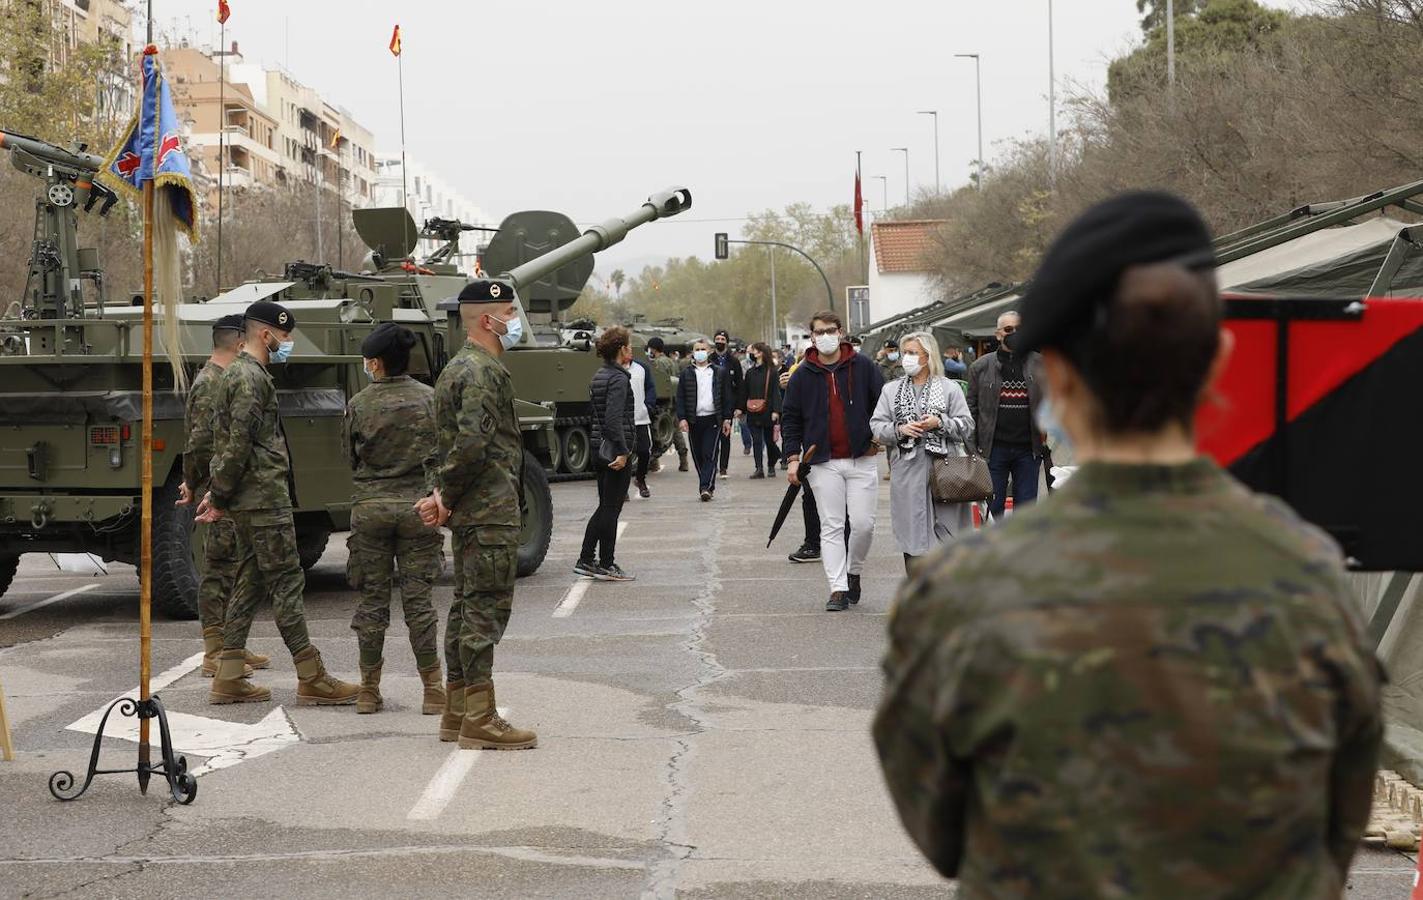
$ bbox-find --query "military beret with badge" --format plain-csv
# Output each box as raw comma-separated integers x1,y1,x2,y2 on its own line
244,299,296,332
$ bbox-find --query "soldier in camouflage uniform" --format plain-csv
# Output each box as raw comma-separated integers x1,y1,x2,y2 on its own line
179,313,269,678
342,323,445,715
198,300,359,706
647,337,688,471
873,193,1384,898
417,278,537,750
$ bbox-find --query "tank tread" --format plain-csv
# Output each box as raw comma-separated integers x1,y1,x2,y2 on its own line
548,471,597,484
554,415,592,428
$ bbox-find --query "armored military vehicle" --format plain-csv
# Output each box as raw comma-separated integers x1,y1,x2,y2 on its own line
0,127,691,617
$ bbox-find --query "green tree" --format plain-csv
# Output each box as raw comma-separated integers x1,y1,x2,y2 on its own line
1109,0,1288,102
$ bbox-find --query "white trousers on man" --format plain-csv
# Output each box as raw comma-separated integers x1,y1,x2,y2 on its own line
805,455,878,593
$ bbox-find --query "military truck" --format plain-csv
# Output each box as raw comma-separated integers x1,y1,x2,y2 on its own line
0,127,691,617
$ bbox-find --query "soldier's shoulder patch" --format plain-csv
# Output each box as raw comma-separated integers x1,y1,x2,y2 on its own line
480,410,495,434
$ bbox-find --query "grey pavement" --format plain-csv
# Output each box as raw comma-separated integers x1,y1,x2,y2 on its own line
0,452,1416,899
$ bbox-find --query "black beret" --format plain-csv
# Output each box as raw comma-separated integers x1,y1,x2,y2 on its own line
361,322,416,359
457,278,517,305
883,339,897,348
245,300,296,331
714,329,729,341
213,314,245,332
1017,191,1215,354
646,336,666,351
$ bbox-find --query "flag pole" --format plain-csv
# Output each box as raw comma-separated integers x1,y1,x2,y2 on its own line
137,0,155,798
216,16,224,293
397,45,410,256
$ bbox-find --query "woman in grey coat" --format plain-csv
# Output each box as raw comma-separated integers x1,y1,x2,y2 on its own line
870,331,976,571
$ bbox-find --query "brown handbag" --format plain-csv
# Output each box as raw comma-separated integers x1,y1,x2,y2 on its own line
929,442,994,504
745,369,771,414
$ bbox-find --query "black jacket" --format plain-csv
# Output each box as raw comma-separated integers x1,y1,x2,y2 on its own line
674,362,731,423
589,362,636,458
739,362,782,427
781,344,884,465
710,350,743,409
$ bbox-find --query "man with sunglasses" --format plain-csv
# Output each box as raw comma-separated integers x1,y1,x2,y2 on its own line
967,310,1045,521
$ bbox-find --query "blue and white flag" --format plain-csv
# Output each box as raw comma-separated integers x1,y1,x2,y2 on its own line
98,47,198,241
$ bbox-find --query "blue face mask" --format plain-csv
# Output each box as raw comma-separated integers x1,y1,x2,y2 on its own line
693,349,709,364
363,362,376,381
1034,393,1072,458
887,351,900,362
270,338,294,364
494,313,523,350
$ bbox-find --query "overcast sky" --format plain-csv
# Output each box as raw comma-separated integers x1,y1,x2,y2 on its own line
150,0,1242,276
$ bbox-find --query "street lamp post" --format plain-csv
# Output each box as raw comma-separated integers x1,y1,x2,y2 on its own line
1167,0,1176,87
1047,0,1057,178
870,175,888,210
891,147,910,205
955,53,984,191
917,110,939,193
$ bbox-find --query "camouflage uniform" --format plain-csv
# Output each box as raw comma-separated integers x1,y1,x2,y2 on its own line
651,353,688,458
208,351,311,655
343,375,443,670
434,341,523,685
183,359,237,631
874,459,1384,899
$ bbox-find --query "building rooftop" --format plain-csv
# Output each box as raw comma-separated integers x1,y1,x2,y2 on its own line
871,219,946,274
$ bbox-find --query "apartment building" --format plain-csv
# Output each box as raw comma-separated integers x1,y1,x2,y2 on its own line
49,0,136,121
165,45,280,190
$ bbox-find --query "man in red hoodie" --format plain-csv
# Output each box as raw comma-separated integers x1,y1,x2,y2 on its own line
780,311,885,611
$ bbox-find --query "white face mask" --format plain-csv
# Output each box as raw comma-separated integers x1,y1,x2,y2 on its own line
813,333,840,355
901,354,922,377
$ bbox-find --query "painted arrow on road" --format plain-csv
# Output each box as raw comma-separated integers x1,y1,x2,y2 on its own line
66,652,301,776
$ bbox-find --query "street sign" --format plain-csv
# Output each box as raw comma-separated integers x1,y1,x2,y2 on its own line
846,285,871,333
714,232,729,260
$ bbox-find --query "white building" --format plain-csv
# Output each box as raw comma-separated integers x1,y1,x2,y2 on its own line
867,219,946,324
373,153,491,261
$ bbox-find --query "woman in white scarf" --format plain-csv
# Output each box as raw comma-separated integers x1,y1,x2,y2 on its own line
869,331,975,571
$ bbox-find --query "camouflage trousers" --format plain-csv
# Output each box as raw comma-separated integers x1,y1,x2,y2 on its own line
221,507,312,656
347,500,443,669
446,523,519,685
196,516,238,631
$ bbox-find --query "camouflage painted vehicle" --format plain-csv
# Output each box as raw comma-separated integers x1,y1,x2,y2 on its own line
0,127,691,617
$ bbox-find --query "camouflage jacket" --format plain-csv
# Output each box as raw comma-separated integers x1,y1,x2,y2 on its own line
207,352,293,512
182,359,225,499
433,341,522,529
874,459,1383,899
650,353,679,383
342,375,438,503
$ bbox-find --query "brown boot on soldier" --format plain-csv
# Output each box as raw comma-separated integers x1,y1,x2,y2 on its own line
458,681,537,750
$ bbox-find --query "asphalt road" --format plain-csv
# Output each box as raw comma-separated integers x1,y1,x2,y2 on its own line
0,450,1416,898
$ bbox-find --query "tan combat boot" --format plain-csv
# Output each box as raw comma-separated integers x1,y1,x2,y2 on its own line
243,646,271,670
418,664,446,716
209,650,272,704
201,627,254,678
439,679,465,741
458,681,537,750
293,645,359,706
356,662,383,714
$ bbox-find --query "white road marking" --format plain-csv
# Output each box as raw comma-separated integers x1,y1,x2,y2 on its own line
0,582,99,620
406,705,510,821
66,651,301,776
554,521,630,618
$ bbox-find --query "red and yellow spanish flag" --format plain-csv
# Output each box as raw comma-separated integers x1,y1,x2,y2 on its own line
217,0,230,24
389,24,402,57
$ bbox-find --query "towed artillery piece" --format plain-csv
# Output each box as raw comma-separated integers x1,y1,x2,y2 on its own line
0,126,691,617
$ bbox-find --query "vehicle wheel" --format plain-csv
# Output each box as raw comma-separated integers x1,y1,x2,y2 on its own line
0,553,19,597
548,427,564,473
517,450,553,577
561,424,591,475
296,522,332,571
152,474,200,620
652,406,676,458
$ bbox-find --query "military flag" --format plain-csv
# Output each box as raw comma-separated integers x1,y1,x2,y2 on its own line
217,0,230,24
854,170,863,235
390,23,402,56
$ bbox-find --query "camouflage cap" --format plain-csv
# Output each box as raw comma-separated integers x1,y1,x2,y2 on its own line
1017,191,1215,354
456,278,517,305
212,313,245,332
245,299,296,332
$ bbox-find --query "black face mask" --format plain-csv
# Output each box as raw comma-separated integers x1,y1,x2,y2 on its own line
1002,332,1020,353
715,342,727,352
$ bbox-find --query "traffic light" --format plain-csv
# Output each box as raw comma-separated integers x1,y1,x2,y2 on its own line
714,232,729,260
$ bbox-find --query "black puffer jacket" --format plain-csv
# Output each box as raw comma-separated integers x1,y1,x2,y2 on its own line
589,362,636,458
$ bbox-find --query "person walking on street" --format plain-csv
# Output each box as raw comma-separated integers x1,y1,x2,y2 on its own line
647,338,689,472
628,350,657,498
781,311,885,611
576,327,638,582
967,310,1045,521
875,192,1383,897
877,339,904,383
341,323,446,716
740,342,781,478
710,329,743,476
177,314,269,679
870,332,975,573
417,278,537,750
196,301,359,706
780,343,821,564
675,338,732,502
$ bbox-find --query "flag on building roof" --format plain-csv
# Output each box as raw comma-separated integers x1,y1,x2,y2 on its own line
217,0,230,24
389,24,402,57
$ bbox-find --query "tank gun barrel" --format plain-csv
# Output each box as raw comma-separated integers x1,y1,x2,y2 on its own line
502,187,692,291
0,130,104,175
